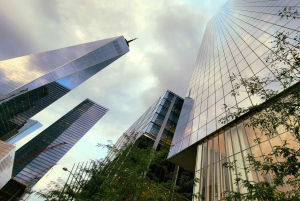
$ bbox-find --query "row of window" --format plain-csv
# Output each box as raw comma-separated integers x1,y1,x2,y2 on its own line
169,0,300,158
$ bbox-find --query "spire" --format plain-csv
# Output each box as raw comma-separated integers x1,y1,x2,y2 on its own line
125,38,138,47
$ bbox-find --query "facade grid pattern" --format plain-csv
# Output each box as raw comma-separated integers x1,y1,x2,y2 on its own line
12,99,108,188
165,0,300,200
106,91,183,162
0,36,129,141
104,91,194,199
169,0,300,158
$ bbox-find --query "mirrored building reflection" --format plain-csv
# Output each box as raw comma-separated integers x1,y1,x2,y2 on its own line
167,1,300,200
0,36,129,141
11,99,108,189
6,119,42,145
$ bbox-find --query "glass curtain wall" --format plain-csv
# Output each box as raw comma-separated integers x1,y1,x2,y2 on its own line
169,0,300,159
12,99,108,188
106,91,184,162
0,36,129,140
145,91,183,146
194,116,300,200
190,1,300,199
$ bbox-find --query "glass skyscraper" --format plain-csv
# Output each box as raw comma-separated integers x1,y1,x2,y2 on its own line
11,99,108,189
107,90,184,161
0,36,129,141
105,91,194,200
167,1,300,200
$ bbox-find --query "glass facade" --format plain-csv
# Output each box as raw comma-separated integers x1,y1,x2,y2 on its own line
105,91,194,199
12,99,108,188
106,90,184,162
0,36,129,140
193,118,300,200
0,82,70,141
166,0,300,200
6,119,42,145
169,0,300,158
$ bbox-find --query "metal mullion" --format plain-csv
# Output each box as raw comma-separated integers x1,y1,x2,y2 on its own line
217,133,223,200
226,125,240,192
221,0,276,31
211,133,216,201
217,13,255,104
220,5,300,75
213,18,226,123
239,120,261,182
201,142,208,199
218,11,289,96
208,18,219,195
214,15,238,108
153,95,176,150
234,120,251,194
211,20,220,134
222,3,300,33
223,128,234,192
194,144,203,201
223,3,300,48
203,142,210,201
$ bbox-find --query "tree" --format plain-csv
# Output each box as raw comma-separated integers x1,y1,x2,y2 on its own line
36,135,196,201
219,7,300,201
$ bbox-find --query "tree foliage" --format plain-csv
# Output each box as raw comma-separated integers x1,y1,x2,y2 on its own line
36,135,196,201
220,7,300,201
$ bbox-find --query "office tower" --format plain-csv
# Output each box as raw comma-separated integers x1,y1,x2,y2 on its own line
167,1,300,200
105,91,194,199
0,36,129,141
107,90,184,161
11,99,108,189
6,119,42,145
0,141,15,189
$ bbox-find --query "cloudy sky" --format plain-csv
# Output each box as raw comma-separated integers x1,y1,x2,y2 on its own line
0,0,226,200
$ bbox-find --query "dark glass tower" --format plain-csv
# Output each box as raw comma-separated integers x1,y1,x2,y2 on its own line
107,90,184,161
0,36,129,140
11,99,108,188
105,91,194,199
167,1,300,200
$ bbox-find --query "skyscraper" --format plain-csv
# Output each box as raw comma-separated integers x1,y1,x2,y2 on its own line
107,90,184,161
11,99,108,189
167,1,300,200
6,119,42,145
0,36,129,140
105,91,194,200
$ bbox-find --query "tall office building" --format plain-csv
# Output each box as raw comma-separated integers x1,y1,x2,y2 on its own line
107,90,184,161
167,1,300,200
11,99,108,189
6,119,42,145
106,91,194,200
0,36,129,141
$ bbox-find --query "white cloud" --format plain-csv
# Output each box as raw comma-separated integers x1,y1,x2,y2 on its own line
0,0,226,200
